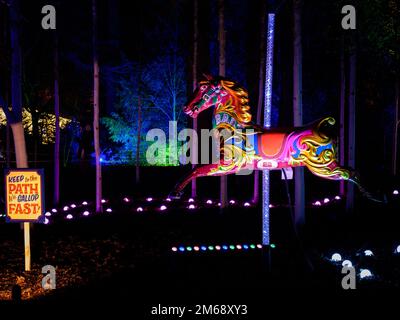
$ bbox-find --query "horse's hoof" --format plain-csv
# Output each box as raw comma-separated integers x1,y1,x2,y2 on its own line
168,191,183,200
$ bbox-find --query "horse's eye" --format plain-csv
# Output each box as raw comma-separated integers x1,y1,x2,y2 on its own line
200,85,207,91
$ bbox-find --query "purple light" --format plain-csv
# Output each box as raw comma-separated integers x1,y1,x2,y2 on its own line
70,204,76,208
51,208,57,213
82,201,88,205
393,190,399,195
146,197,153,202
45,212,52,217
172,247,178,252
229,200,236,204
160,205,167,211
106,208,112,213
323,198,330,204
101,199,107,204
123,197,130,202
244,202,251,207
269,204,274,208
188,198,194,203
63,206,69,211
166,198,172,202
217,202,221,206
206,199,213,204
44,218,50,225
335,195,341,200
83,211,90,216
314,201,322,206
188,204,195,210
137,207,143,212
66,214,73,220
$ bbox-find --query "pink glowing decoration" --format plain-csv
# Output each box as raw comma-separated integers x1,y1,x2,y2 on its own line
188,204,195,210
194,246,200,251
335,195,341,200
63,206,69,211
244,202,251,207
188,198,194,203
123,197,130,202
106,208,112,213
44,218,49,225
51,208,57,213
160,205,167,211
101,199,106,203
257,244,263,249
137,207,143,212
146,197,153,202
323,198,330,203
206,200,213,204
229,200,236,204
171,247,178,252
166,198,172,202
393,190,399,195
66,214,73,220
45,212,52,217
82,201,88,205
83,211,90,216
314,201,322,206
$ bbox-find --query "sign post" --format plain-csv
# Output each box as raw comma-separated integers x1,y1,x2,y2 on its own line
5,169,45,271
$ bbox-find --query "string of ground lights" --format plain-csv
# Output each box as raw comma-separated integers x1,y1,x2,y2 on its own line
0,189,398,222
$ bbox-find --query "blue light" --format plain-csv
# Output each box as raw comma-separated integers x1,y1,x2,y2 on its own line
222,245,228,250
100,158,104,163
179,246,185,252
262,13,275,246
201,246,207,251
243,244,249,250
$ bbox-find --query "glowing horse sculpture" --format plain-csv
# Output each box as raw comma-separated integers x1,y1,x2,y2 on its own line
170,75,371,199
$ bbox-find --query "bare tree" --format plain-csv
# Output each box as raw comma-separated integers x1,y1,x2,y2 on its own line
54,32,60,205
218,0,228,208
293,0,305,228
93,0,102,213
253,4,267,204
191,0,198,198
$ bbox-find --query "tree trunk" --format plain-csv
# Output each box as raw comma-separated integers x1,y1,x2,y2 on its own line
393,76,399,176
339,38,346,196
10,0,30,272
346,48,356,212
293,0,305,228
191,0,198,198
93,0,102,213
136,95,142,184
218,0,228,208
252,4,267,204
54,33,60,205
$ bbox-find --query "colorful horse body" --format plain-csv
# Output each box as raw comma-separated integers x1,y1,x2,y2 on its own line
171,75,366,199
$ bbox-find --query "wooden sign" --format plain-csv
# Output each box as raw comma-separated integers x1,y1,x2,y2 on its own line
5,169,45,223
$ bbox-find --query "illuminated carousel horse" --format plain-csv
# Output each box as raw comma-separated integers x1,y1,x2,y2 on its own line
170,74,374,200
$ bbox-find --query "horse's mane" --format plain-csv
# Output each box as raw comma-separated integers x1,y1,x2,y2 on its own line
207,77,253,125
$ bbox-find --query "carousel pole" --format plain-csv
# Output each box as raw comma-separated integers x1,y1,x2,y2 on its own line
262,12,275,273
262,13,275,247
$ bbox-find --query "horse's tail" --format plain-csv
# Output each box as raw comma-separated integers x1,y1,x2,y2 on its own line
346,170,386,203
300,117,386,203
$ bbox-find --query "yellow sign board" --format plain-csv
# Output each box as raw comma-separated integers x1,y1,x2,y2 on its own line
5,169,45,223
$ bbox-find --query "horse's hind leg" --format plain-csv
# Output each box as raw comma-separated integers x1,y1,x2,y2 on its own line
169,163,238,199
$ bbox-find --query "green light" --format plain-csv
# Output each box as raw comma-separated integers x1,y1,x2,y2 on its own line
270,244,276,249
208,246,214,251
250,244,256,249
229,245,235,250
187,246,192,251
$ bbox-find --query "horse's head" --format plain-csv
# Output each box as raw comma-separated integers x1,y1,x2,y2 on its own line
183,74,228,118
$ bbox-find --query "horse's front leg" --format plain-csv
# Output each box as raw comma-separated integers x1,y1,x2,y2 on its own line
169,163,237,199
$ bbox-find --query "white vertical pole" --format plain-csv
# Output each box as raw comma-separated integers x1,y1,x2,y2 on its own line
262,13,275,246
